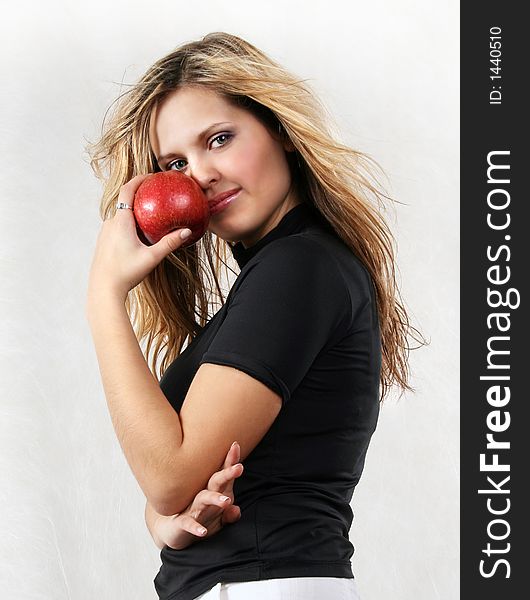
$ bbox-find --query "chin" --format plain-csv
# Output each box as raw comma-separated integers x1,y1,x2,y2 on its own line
208,215,250,245
207,225,241,245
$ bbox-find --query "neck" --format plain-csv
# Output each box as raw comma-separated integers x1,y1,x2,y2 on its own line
239,181,303,249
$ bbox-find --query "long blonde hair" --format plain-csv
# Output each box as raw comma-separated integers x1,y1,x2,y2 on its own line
85,31,427,402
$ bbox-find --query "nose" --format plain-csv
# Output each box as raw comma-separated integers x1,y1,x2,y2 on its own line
188,157,220,192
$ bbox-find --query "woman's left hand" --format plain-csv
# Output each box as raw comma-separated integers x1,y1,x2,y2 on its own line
153,442,244,551
87,174,192,303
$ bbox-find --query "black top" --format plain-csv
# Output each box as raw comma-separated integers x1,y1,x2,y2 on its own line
153,202,381,600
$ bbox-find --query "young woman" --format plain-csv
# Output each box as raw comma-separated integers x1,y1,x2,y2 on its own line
86,32,425,600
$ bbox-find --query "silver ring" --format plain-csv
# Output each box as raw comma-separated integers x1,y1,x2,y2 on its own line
116,202,132,210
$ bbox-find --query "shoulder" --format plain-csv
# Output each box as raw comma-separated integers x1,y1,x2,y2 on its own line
226,234,356,326
256,232,372,294
243,233,347,289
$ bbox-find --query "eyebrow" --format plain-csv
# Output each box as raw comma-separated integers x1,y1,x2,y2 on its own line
156,121,232,165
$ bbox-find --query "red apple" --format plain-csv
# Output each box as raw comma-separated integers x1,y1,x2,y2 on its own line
133,171,210,247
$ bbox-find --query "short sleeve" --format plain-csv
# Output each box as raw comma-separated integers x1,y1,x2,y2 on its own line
199,236,352,404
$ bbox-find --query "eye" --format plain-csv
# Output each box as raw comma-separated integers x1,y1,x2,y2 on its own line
167,158,187,172
210,133,233,148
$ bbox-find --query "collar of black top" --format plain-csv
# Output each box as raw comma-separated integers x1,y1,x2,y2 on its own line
229,202,331,269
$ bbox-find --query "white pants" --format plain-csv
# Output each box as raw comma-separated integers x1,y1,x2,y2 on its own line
194,577,361,599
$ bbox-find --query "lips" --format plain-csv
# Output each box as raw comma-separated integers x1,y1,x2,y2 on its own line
209,188,241,209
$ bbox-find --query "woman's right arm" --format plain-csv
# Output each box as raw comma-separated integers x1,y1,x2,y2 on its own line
145,442,244,550
145,501,170,550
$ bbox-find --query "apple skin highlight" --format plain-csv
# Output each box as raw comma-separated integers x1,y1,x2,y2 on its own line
133,171,211,247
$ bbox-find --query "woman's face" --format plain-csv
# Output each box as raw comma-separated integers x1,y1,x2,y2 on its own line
149,86,300,248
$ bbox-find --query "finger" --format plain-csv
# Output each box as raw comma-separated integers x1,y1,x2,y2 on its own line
208,462,244,493
148,228,192,263
222,441,241,470
222,504,241,524
220,462,243,497
219,443,241,497
115,174,152,211
177,514,208,537
194,489,233,510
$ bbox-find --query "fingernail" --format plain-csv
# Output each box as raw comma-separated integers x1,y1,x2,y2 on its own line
231,441,238,448
220,495,230,502
180,228,192,240
197,526,207,535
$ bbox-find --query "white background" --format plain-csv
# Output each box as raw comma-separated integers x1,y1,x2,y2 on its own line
0,1,459,598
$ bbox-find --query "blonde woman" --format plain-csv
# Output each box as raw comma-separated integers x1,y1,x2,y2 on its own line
86,32,425,600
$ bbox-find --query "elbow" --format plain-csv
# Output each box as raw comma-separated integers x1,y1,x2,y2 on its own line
146,455,209,516
150,497,185,517
149,483,197,517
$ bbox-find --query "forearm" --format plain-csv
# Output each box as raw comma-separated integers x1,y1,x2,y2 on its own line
86,292,184,510
145,500,172,550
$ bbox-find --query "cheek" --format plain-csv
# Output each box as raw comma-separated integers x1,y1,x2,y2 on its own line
227,139,291,197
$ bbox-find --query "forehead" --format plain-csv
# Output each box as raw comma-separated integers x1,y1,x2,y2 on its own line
149,86,242,155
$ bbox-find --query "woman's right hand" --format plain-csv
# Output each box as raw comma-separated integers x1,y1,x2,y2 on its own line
154,441,244,550
87,174,192,305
